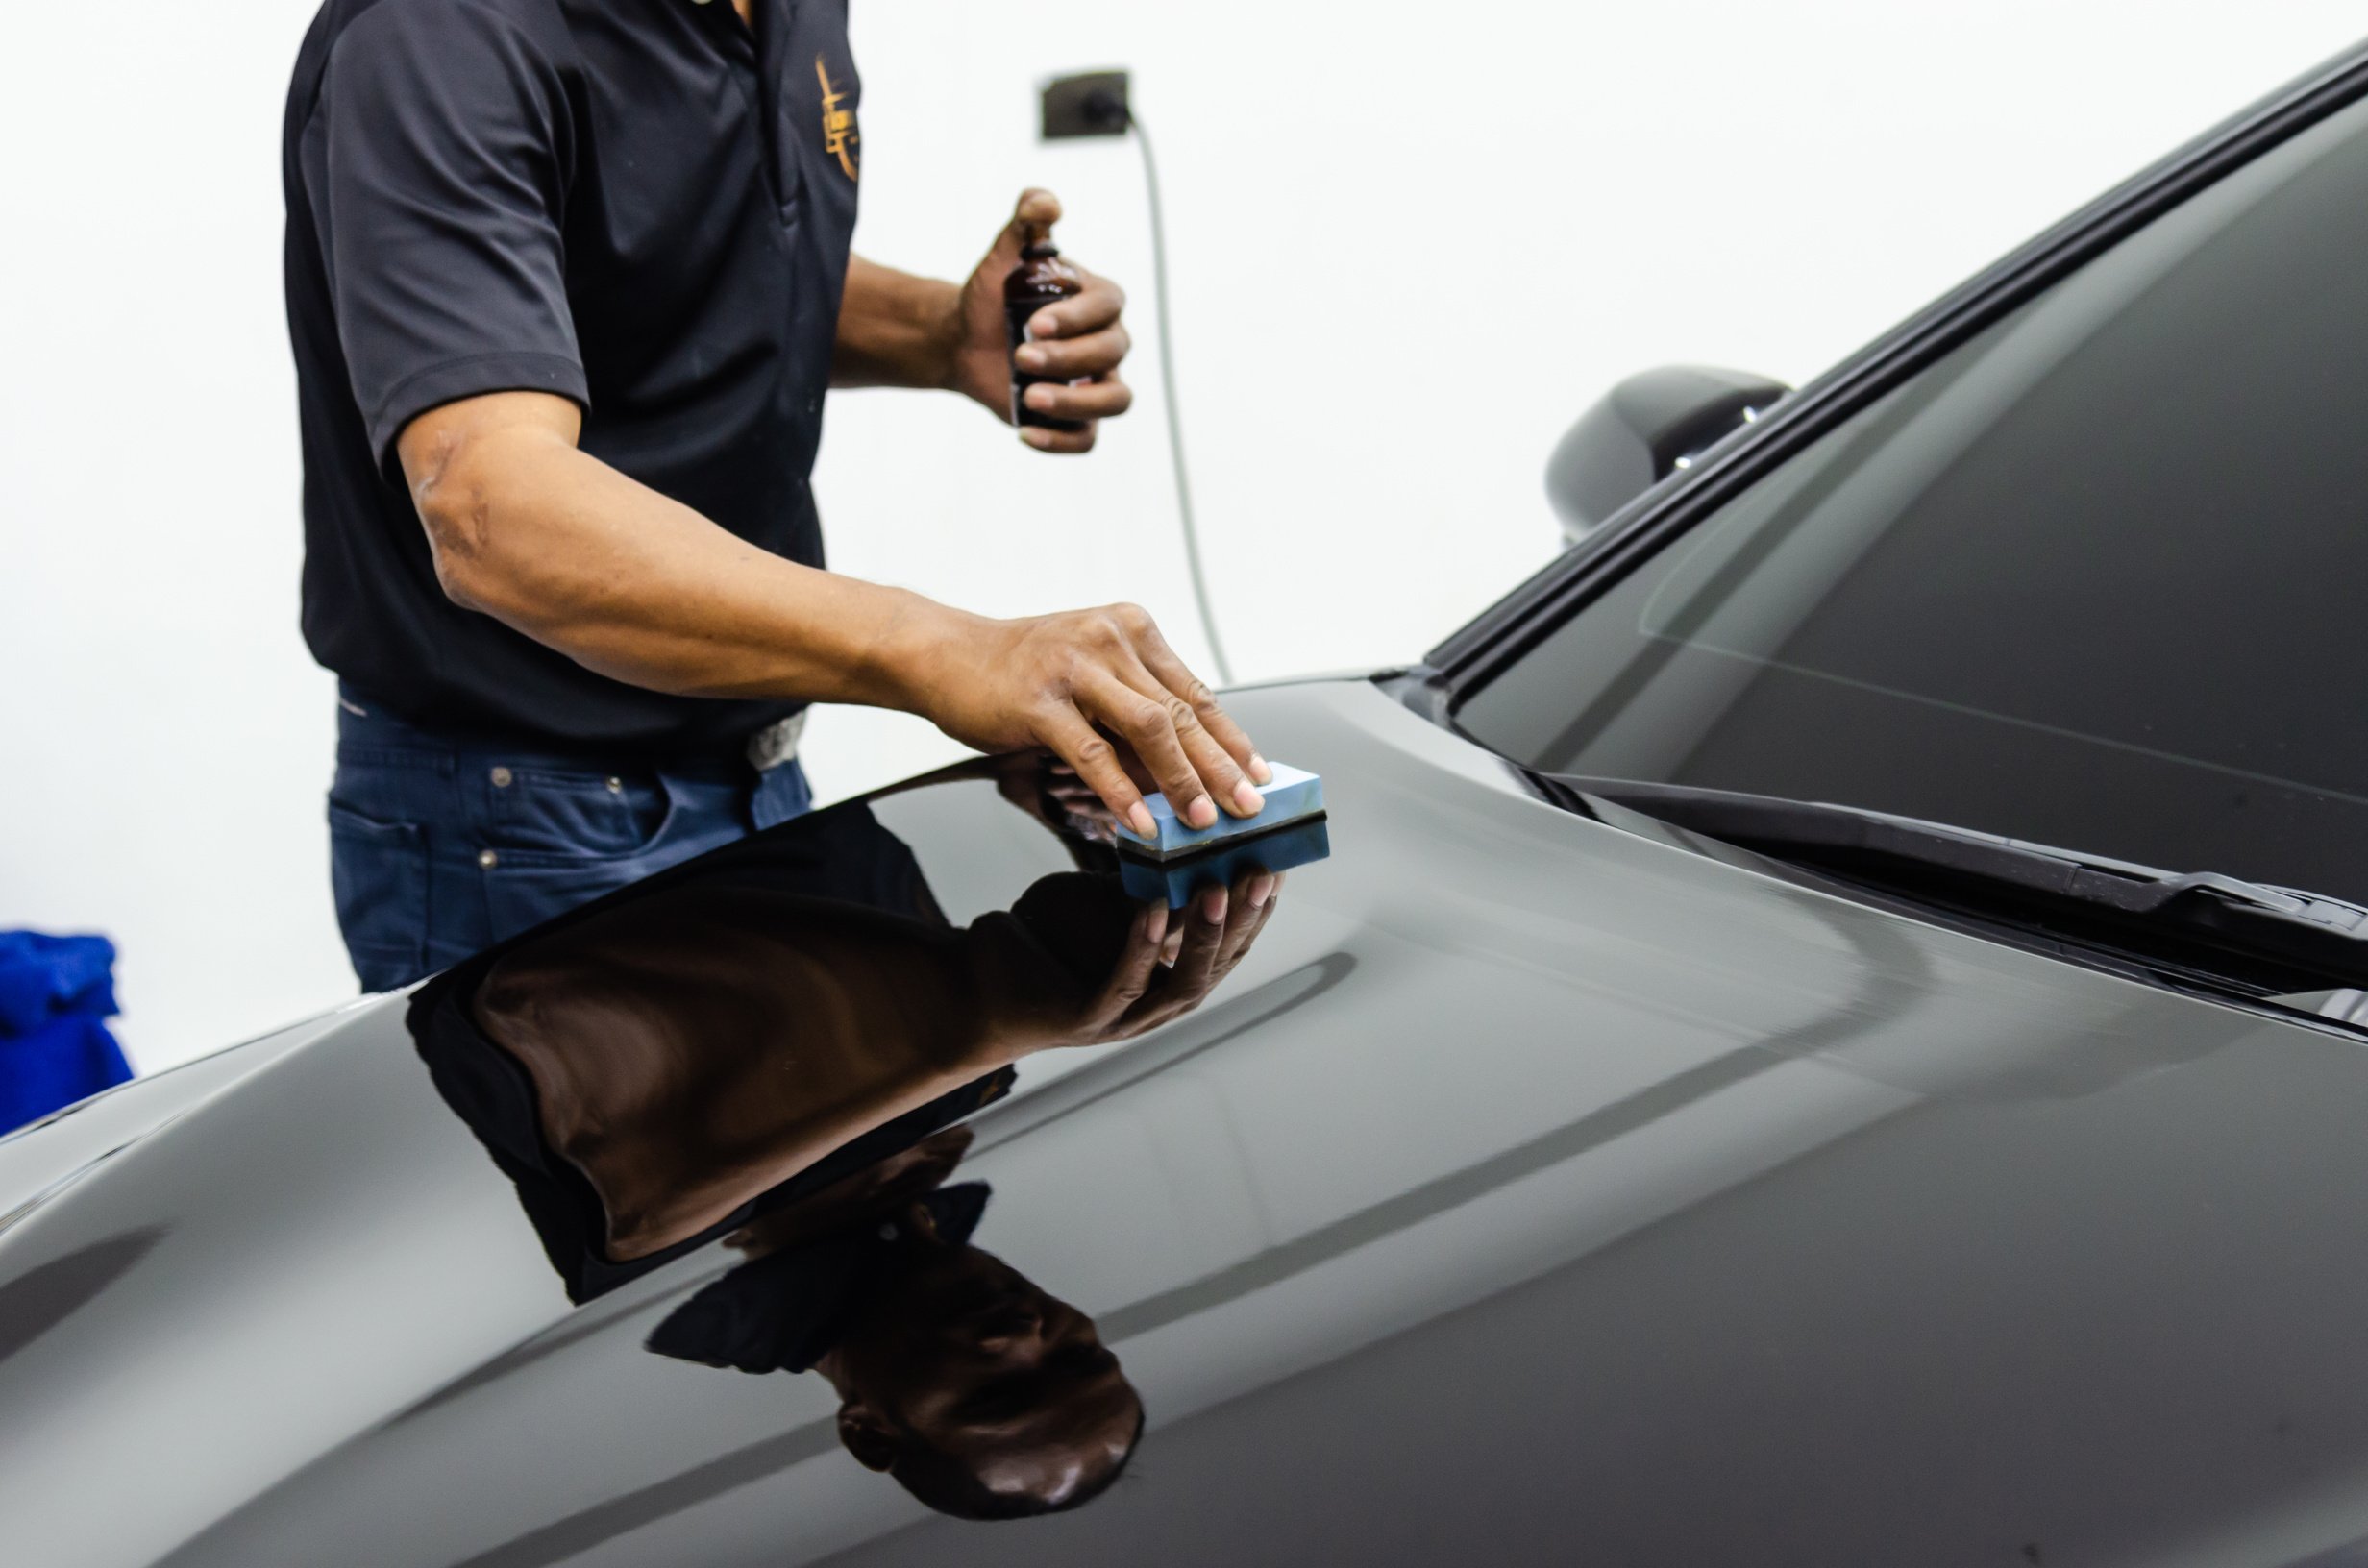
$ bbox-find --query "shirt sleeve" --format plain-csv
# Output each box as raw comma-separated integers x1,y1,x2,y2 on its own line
317,0,587,465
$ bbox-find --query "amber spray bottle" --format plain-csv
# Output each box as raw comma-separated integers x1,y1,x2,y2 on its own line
1004,227,1086,432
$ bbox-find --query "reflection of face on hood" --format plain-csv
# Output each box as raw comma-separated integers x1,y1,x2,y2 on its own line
651,1180,1142,1521
646,1182,995,1375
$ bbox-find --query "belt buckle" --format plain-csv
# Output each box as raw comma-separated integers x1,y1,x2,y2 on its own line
745,709,807,772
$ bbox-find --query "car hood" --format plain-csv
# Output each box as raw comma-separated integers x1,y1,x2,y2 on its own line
6,679,2367,1567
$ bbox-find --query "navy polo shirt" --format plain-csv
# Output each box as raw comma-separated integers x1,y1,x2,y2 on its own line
284,0,860,755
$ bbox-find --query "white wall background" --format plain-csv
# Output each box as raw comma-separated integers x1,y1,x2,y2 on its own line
2,1,2360,1073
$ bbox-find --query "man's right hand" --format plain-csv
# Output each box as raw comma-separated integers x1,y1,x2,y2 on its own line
890,600,1270,839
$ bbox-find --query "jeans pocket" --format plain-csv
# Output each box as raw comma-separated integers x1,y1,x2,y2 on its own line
481,773,752,943
494,769,672,861
327,799,430,992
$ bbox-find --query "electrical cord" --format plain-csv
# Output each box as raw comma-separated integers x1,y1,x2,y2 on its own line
1121,110,1235,686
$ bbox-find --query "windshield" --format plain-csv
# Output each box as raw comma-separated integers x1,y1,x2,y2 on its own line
1455,92,2368,909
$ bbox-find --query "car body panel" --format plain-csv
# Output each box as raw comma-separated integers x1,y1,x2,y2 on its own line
0,1008,358,1235
5,681,2363,1565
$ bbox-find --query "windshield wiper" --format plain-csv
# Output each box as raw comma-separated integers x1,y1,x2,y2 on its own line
1530,773,2368,993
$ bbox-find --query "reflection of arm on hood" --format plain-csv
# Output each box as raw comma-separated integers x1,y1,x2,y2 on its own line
412,985,1010,1304
472,865,1197,1263
475,882,1002,1260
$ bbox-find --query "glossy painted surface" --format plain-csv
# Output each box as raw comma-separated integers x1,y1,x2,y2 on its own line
5,679,2367,1565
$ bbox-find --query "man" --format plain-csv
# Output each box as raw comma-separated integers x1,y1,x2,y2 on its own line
284,0,1270,990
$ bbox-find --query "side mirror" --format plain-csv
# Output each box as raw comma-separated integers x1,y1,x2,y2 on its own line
1545,365,1789,545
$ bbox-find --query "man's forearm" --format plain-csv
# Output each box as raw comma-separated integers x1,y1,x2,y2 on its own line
400,388,1270,840
407,399,958,710
830,255,963,390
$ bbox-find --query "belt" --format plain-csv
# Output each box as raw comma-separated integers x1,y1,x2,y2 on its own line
337,684,806,776
744,708,807,772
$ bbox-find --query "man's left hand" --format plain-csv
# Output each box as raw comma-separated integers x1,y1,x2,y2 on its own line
948,188,1134,453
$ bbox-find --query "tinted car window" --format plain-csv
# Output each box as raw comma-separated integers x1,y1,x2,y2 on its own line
1456,95,2368,907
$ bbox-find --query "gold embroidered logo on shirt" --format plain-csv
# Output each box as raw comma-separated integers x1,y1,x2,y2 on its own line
816,57,857,180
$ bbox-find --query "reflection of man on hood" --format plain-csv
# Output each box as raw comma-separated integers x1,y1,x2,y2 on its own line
408,802,1280,1518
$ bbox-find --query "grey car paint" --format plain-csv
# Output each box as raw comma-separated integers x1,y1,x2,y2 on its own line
5,678,2363,1566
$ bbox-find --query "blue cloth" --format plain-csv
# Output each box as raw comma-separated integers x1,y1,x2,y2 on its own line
0,932,131,1134
330,690,812,993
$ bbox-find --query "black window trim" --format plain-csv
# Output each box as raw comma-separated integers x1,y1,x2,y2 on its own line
1421,37,2368,706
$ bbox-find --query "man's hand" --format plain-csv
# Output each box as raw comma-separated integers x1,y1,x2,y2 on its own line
975,870,1283,1059
890,599,1269,839
947,188,1133,453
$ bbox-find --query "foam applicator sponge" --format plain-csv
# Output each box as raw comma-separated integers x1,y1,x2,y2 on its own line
1114,762,1325,860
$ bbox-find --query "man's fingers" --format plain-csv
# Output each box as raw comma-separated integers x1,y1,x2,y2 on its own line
1024,274,1124,340
1110,656,1261,819
1215,872,1278,971
976,602,1259,829
1014,322,1131,380
1093,900,1169,1024
1020,425,1098,454
1079,672,1218,830
1104,746,1157,796
1023,376,1133,423
989,189,1064,276
1033,703,1154,837
1157,883,1230,1004
1136,629,1266,782
1004,187,1062,242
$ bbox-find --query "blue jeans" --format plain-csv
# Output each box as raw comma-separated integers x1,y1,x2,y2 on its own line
328,690,812,992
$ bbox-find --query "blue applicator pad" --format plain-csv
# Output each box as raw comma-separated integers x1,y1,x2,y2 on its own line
1119,816,1330,906
1114,762,1325,860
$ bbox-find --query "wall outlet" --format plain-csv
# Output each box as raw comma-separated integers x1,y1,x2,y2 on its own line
1040,70,1131,139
